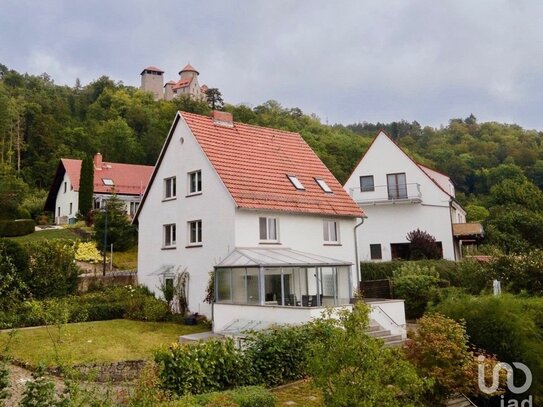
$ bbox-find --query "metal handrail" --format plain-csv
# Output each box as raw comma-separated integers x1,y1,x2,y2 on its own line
349,183,422,202
371,304,403,328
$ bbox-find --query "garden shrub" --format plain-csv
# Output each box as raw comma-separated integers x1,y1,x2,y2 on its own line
433,294,543,400
392,264,443,319
155,338,246,396
490,251,543,295
0,250,27,310
361,260,457,281
406,229,442,260
243,325,313,387
75,241,103,264
0,219,35,237
24,239,80,299
0,361,9,404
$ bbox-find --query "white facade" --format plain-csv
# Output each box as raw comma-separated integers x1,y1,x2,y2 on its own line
54,172,79,224
137,115,361,324
343,131,466,262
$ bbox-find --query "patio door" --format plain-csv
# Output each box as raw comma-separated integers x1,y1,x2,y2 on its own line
387,173,407,199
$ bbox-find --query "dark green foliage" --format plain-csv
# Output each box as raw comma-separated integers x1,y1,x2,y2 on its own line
189,386,276,407
243,325,313,387
490,251,543,295
433,294,543,400
155,338,246,396
205,88,224,111
406,229,441,260
0,362,9,403
0,219,35,237
24,239,80,299
78,155,94,217
93,195,136,252
20,365,58,407
361,260,456,281
0,165,29,220
0,286,172,329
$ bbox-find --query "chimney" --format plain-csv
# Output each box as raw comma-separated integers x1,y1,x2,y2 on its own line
211,110,234,128
94,153,103,170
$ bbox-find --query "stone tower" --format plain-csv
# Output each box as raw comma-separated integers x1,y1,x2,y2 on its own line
140,66,164,100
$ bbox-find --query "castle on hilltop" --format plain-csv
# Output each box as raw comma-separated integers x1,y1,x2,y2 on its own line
140,64,209,101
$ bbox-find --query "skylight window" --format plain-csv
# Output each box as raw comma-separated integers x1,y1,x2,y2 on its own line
287,175,305,190
102,178,115,186
315,178,333,193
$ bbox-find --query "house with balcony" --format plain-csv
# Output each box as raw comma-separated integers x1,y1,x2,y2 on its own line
134,111,407,337
44,154,154,224
343,131,483,262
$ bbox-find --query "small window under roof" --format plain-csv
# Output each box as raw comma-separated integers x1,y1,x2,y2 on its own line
102,178,115,186
315,178,333,193
287,175,305,190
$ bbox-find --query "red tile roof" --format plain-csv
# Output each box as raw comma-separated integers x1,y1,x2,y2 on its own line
180,63,198,74
141,66,164,74
172,78,192,90
61,158,153,195
180,112,364,218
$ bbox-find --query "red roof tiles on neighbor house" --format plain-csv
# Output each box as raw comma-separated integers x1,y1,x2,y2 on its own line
61,158,153,195
180,111,365,218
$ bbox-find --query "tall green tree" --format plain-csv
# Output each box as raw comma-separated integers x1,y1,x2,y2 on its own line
93,195,136,252
78,155,94,217
205,88,224,110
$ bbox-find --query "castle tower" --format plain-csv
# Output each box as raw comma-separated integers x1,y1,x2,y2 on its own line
175,64,203,99
140,66,164,100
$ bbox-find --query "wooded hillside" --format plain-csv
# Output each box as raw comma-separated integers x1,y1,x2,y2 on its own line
2,63,543,252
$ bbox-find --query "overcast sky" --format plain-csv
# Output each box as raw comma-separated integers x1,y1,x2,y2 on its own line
1,0,542,129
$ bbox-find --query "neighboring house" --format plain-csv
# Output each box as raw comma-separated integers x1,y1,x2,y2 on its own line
141,64,208,101
44,153,154,224
135,111,405,336
343,131,483,262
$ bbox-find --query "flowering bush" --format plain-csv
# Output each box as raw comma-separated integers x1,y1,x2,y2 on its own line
75,242,104,264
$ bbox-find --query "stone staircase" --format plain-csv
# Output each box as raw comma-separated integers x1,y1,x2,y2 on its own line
366,320,405,347
446,394,477,406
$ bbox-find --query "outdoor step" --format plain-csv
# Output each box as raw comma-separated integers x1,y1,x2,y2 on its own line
366,329,392,338
380,334,403,343
446,397,473,407
366,324,382,332
383,338,406,347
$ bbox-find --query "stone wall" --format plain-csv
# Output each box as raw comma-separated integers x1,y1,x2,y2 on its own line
78,270,137,292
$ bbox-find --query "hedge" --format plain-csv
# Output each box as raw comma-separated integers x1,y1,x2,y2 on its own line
0,219,35,237
361,260,457,281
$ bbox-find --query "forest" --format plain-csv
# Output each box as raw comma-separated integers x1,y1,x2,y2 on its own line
1,63,543,252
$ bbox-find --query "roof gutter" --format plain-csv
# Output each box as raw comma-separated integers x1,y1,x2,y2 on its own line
354,217,365,291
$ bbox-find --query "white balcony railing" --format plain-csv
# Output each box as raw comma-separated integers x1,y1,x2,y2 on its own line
349,183,422,205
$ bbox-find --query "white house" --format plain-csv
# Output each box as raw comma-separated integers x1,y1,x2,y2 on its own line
343,131,483,263
45,154,154,224
135,111,407,336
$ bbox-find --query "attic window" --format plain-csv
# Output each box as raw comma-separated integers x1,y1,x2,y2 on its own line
287,175,305,190
315,178,333,193
102,178,115,186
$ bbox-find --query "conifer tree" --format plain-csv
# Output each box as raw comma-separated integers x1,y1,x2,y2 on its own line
78,155,94,217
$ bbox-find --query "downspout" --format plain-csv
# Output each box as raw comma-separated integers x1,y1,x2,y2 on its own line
448,199,458,261
354,218,365,292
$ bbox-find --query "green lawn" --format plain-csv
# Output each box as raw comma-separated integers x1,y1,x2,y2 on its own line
272,380,323,407
8,227,83,243
0,319,208,367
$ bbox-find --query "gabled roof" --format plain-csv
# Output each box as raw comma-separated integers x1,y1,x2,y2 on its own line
346,130,455,199
45,158,154,211
216,247,352,268
135,111,364,221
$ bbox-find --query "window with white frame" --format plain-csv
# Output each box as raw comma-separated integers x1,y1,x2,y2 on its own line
323,220,339,243
164,177,176,199
188,220,202,245
259,217,278,241
188,170,202,195
360,175,374,192
163,224,176,248
102,178,115,186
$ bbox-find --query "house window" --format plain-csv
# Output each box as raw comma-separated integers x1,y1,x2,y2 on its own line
63,182,67,193
323,220,339,243
360,175,374,192
370,244,382,260
387,173,407,199
57,207,60,217
163,224,176,248
287,175,305,190
102,178,115,186
315,178,333,193
259,217,278,241
164,177,176,199
69,203,73,215
129,201,140,216
188,220,202,245
188,171,202,195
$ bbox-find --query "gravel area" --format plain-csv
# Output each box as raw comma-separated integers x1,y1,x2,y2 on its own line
4,363,64,407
